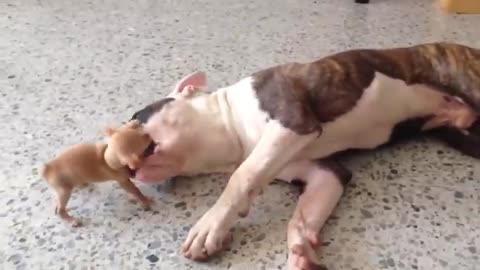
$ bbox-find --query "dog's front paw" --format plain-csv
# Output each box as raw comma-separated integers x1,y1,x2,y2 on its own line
181,206,233,261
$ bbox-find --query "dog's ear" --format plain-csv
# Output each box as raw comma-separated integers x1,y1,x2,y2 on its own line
170,71,207,97
104,127,118,137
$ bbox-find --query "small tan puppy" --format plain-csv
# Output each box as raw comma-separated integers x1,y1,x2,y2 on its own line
42,120,153,227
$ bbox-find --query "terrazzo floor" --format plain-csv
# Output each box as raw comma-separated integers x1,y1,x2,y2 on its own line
1,0,480,269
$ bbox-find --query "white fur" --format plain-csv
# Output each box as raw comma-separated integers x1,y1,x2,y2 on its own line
300,72,446,159
144,71,450,267
225,77,271,158
285,160,345,268
146,71,446,181
226,72,447,168
182,120,317,260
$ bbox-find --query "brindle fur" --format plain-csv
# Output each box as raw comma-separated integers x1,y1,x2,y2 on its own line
128,43,480,266
252,42,480,135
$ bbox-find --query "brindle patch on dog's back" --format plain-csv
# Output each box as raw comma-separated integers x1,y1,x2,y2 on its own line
410,43,480,107
251,42,480,135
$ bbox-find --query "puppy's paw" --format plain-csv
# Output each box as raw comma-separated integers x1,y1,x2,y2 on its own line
140,197,154,210
55,207,82,227
71,219,83,227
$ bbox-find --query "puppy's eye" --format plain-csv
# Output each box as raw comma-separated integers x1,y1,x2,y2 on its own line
143,142,156,157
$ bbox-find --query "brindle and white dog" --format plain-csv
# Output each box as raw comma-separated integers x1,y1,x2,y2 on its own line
130,42,480,270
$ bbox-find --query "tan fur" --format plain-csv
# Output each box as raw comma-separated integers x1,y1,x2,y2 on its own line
41,120,153,227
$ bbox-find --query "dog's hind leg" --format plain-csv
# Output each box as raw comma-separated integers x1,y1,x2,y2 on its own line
422,96,477,131
420,96,480,158
286,160,351,270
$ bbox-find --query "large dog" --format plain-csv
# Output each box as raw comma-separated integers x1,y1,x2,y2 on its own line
130,42,480,270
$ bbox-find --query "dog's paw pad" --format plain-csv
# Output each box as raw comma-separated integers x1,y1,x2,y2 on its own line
289,244,327,270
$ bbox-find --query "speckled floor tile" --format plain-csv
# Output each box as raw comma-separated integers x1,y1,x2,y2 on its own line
1,0,479,269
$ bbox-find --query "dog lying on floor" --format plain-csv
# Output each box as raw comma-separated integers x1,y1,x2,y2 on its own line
42,120,154,227
129,42,480,270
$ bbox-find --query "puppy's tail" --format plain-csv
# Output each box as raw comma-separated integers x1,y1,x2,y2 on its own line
41,163,52,180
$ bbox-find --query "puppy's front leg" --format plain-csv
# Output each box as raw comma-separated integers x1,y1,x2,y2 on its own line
117,178,152,210
182,121,318,260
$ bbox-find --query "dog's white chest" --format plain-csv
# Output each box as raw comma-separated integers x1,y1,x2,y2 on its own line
227,72,446,161
303,72,446,158
226,77,271,157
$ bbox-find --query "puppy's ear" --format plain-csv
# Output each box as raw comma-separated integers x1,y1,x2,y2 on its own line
126,120,142,129
170,71,207,97
104,127,118,136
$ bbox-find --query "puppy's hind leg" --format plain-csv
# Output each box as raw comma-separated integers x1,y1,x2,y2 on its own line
54,185,82,227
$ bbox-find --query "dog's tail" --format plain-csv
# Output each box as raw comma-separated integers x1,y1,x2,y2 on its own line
430,120,480,159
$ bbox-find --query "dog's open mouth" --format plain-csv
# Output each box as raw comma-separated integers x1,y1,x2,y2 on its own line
128,142,157,177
